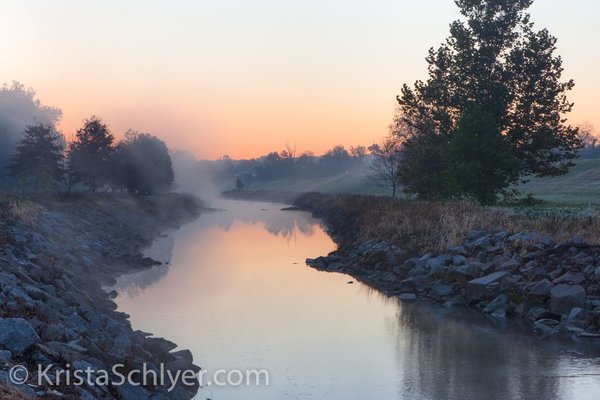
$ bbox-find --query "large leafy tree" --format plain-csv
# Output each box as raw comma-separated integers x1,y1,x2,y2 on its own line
397,121,449,200
397,0,580,199
69,116,115,191
112,131,174,195
8,124,65,189
446,107,520,204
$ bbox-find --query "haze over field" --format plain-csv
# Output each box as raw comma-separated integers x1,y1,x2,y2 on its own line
1,0,599,159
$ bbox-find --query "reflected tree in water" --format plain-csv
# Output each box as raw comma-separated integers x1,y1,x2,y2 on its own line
389,303,566,400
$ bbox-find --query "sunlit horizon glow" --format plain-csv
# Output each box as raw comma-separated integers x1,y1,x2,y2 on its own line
1,0,598,159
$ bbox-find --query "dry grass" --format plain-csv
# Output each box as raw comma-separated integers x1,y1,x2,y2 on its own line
296,193,600,257
1,192,202,229
6,198,45,227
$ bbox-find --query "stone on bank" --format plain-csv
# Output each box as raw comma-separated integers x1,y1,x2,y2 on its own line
0,318,39,353
550,284,586,315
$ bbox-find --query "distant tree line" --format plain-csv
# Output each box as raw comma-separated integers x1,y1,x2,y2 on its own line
577,124,600,159
0,83,174,195
214,144,368,190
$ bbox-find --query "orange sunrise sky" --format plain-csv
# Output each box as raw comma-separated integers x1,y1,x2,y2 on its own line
1,0,598,159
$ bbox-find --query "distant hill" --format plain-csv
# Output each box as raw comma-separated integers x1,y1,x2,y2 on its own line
516,159,600,204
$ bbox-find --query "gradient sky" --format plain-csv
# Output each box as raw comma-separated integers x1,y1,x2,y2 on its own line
1,0,598,159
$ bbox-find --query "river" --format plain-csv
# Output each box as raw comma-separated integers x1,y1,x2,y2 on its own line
113,200,600,400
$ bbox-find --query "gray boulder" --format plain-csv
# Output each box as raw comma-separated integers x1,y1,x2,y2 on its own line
467,271,508,300
41,323,68,341
0,371,36,398
0,318,40,353
470,233,493,248
0,272,18,286
393,264,412,275
0,349,12,362
108,333,133,359
527,279,554,297
448,245,467,255
500,274,523,290
429,284,454,299
170,349,194,364
5,287,35,308
565,307,590,330
398,278,420,294
526,307,554,322
426,255,451,274
553,271,585,285
79,389,99,400
408,266,428,278
452,261,483,279
550,285,586,315
497,259,521,272
509,232,534,243
483,294,509,318
143,337,177,354
594,266,600,281
451,255,467,266
534,319,560,336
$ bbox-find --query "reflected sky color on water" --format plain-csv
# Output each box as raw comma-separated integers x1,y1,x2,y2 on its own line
114,200,600,400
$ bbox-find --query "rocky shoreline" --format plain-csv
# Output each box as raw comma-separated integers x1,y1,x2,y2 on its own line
0,194,203,399
296,196,600,341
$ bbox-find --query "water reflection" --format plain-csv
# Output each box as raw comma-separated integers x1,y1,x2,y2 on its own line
393,303,600,400
113,200,600,400
112,235,175,296
212,200,319,239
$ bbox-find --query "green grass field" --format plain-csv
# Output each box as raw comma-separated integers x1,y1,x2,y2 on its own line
248,173,389,196
515,159,600,204
248,158,600,205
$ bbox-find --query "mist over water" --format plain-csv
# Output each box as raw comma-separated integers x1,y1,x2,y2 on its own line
170,150,227,204
113,201,600,400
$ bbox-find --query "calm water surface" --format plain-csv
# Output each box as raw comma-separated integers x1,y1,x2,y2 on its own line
113,200,600,400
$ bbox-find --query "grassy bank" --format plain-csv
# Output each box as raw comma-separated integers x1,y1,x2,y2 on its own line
516,159,600,203
1,192,202,224
294,193,600,258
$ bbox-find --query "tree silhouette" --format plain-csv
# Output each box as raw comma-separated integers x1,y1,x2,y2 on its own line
69,116,115,192
8,124,65,190
446,107,520,204
397,0,580,201
368,135,403,197
111,131,174,195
